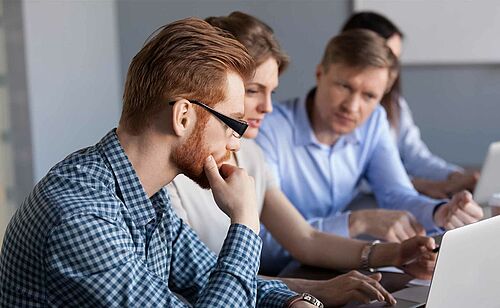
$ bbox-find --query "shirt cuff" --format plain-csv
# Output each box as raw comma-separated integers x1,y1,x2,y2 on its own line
422,201,447,234
218,224,263,277
257,278,296,307
426,202,447,235
309,212,351,238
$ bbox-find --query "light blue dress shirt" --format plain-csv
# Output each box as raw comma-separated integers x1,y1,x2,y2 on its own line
395,97,462,181
256,91,442,274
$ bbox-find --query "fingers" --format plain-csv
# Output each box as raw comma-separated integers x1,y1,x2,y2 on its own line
444,200,483,230
218,163,239,179
385,230,401,243
444,192,483,229
451,190,473,209
453,208,479,225
402,214,425,238
368,272,382,282
402,260,435,280
445,210,478,229
203,156,222,188
395,223,412,242
357,278,396,305
450,215,464,229
400,236,435,267
464,201,484,220
414,235,436,252
389,214,423,242
418,255,437,272
346,271,396,305
409,216,426,236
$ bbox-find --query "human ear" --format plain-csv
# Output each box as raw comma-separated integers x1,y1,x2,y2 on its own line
171,99,194,137
315,64,324,83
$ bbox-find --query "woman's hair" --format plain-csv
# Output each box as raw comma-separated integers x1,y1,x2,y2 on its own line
206,11,289,75
341,11,403,128
120,17,254,134
342,11,403,40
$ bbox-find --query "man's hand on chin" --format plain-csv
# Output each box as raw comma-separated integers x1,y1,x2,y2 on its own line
203,155,260,234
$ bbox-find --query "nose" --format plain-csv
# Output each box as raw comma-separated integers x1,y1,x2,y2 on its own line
257,92,273,114
343,93,361,113
226,136,241,152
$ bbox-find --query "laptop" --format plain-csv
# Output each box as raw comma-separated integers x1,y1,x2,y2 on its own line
473,141,500,207
352,286,427,307
425,214,500,307
355,214,500,307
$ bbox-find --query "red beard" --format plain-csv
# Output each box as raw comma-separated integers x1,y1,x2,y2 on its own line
172,126,231,189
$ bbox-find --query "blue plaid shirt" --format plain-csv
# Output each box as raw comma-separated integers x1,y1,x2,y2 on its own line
0,129,294,307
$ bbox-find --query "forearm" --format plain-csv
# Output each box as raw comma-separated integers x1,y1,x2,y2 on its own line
230,211,260,235
404,153,461,182
306,232,402,270
261,189,355,271
261,275,334,308
369,242,401,267
302,230,366,269
411,177,449,198
278,277,324,298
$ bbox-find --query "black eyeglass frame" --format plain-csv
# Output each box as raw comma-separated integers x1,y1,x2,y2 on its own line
168,99,248,138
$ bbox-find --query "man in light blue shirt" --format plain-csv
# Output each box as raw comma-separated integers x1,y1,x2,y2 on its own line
256,29,483,274
340,11,478,200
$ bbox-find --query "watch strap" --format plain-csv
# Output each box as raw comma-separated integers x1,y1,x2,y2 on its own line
285,292,324,308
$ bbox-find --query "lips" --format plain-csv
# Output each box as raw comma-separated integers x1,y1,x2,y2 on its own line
334,112,355,123
247,119,262,128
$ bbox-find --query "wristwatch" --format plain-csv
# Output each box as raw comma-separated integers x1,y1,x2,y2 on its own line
285,292,324,308
360,240,381,272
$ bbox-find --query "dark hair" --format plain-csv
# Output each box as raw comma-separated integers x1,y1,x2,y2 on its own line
342,11,403,128
342,11,403,39
120,17,254,134
320,29,398,93
206,11,289,75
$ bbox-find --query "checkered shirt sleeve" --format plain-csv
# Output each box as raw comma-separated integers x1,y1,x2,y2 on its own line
44,214,289,307
0,129,295,307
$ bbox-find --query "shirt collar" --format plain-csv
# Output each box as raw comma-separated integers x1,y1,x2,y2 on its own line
97,129,157,227
344,130,361,146
293,88,361,148
293,89,320,147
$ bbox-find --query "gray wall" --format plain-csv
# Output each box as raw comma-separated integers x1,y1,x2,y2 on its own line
115,0,500,167
3,0,33,206
402,65,500,167
23,0,121,181
117,0,351,102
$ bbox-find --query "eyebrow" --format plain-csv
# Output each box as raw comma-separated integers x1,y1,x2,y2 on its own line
247,82,279,90
247,83,265,89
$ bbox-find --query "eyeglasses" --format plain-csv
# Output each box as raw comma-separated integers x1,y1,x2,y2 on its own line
168,99,248,138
